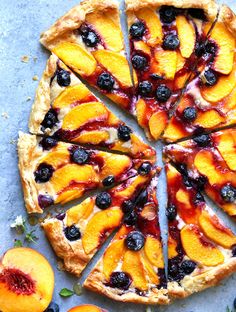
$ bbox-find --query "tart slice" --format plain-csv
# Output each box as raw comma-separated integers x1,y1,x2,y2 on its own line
18,132,155,214
29,54,155,160
84,175,168,304
42,168,158,277
163,6,236,142
164,128,236,218
126,0,218,140
40,0,134,111
166,163,236,299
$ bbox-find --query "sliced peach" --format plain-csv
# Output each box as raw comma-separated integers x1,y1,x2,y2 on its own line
181,225,224,266
133,41,151,55
168,235,178,259
176,189,191,209
136,98,148,128
162,118,188,142
0,248,54,312
114,175,149,198
82,208,123,254
199,210,236,248
176,52,186,72
68,305,104,312
74,130,110,145
52,42,96,76
103,239,125,279
136,8,163,45
144,236,164,268
216,131,236,171
154,48,177,80
86,12,123,52
66,198,95,226
107,93,130,110
194,109,226,128
175,72,190,89
92,50,133,87
55,189,85,205
39,147,70,168
149,110,168,140
176,16,195,58
225,85,236,110
52,84,90,109
122,250,147,290
141,255,159,284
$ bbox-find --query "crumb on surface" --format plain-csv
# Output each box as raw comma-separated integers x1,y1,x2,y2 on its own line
33,57,38,62
32,75,39,81
21,55,30,63
1,112,9,119
9,139,17,145
26,96,32,101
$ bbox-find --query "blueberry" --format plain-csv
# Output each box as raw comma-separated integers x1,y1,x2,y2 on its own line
44,302,59,312
97,73,115,91
72,148,89,164
138,81,153,97
181,260,197,274
95,192,112,209
193,134,211,147
56,212,66,221
117,125,132,142
195,42,206,57
131,55,148,70
138,162,152,175
38,194,54,208
64,225,81,241
166,204,177,221
232,245,236,257
188,8,206,20
176,163,188,176
159,6,176,24
41,109,58,129
205,41,217,55
40,137,58,151
183,175,192,188
102,175,115,187
220,184,236,203
124,210,137,226
163,34,180,50
183,107,197,121
135,189,148,207
56,69,71,87
80,25,99,47
125,231,145,251
168,263,179,278
130,21,146,39
156,84,172,102
203,69,218,86
195,192,205,203
109,271,131,290
234,297,236,309
122,200,135,214
195,176,207,191
150,73,163,80
34,163,54,183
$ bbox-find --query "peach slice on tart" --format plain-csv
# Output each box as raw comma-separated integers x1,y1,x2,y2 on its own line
18,132,155,214
68,305,108,312
0,247,54,312
42,168,158,277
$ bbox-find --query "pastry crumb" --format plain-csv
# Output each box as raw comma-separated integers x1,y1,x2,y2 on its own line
21,55,30,63
33,57,38,62
32,75,39,81
1,112,9,119
57,260,65,272
9,139,17,145
26,96,32,101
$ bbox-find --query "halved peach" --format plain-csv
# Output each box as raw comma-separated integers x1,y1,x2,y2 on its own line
82,208,123,254
0,248,54,312
62,102,108,131
52,42,97,76
52,84,90,109
154,48,177,80
144,236,164,268
74,130,110,145
176,16,195,58
103,239,125,279
68,305,105,312
193,109,226,128
149,111,168,140
216,131,236,171
92,50,133,87
66,198,95,226
199,210,236,248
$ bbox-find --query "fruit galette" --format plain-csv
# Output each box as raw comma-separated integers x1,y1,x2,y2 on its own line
17,0,236,306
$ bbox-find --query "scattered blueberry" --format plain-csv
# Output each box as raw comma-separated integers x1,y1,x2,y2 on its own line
97,72,115,91
183,107,197,121
44,302,59,312
220,184,236,203
131,55,148,70
203,69,218,86
64,225,81,241
102,175,115,187
159,6,176,24
130,21,146,39
193,134,211,147
40,137,58,151
122,200,135,214
135,189,148,207
57,69,71,87
80,25,99,47
109,271,131,290
125,231,145,251
34,163,54,183
163,34,180,50
188,8,206,20
72,148,89,164
138,81,153,97
138,162,152,175
166,204,177,221
41,109,58,129
95,192,112,209
38,194,54,209
181,260,197,274
124,210,137,226
156,84,172,102
117,125,132,142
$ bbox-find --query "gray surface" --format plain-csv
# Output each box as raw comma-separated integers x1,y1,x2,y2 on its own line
0,0,236,311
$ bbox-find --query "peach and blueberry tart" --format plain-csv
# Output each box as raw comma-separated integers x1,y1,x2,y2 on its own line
42,167,158,277
165,163,236,299
18,132,155,213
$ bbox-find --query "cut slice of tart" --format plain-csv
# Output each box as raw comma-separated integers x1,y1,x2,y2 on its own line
165,163,236,299
29,54,155,160
40,0,134,111
126,0,218,140
42,168,158,277
84,175,169,304
164,128,236,218
18,132,155,214
163,6,236,142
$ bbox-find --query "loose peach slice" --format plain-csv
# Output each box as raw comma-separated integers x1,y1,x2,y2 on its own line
52,84,90,109
52,42,96,76
0,248,54,312
199,210,236,248
68,305,105,312
136,8,163,45
181,225,224,266
194,110,226,128
176,16,195,58
86,12,123,52
122,250,148,291
66,198,95,226
92,50,133,87
154,48,177,80
39,147,70,168
103,239,125,279
144,236,164,268
82,208,123,254
149,111,168,140
216,131,236,171
168,236,178,259
74,130,110,145
62,102,108,131
141,255,159,284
